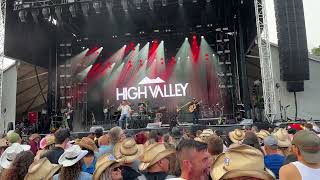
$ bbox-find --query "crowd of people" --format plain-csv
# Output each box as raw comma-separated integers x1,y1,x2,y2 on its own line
0,122,319,180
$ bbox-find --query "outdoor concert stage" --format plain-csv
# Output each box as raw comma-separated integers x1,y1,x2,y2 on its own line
7,0,258,131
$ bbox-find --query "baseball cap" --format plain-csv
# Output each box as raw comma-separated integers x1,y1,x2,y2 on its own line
292,130,320,164
263,136,278,150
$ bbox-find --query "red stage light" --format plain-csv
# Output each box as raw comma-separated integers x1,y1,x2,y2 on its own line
205,53,209,56
193,35,196,39
206,57,209,61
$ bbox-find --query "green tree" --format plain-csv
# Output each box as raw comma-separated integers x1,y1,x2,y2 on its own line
312,46,320,56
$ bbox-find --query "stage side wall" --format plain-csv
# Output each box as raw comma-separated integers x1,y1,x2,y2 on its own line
1,64,17,133
271,45,320,120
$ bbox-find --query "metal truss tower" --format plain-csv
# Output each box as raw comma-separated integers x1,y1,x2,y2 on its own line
0,0,6,119
254,0,277,123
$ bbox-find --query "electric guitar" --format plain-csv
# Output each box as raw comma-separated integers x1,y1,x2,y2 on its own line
188,100,202,113
103,105,114,114
176,102,191,112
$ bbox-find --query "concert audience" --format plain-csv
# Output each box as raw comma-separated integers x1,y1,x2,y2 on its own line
95,134,110,158
25,157,61,180
114,138,143,180
94,128,104,147
0,150,34,180
242,131,264,153
28,133,40,155
93,154,122,180
108,127,126,155
53,145,92,180
207,135,224,162
41,128,70,164
279,130,320,180
139,143,175,180
168,139,211,180
263,135,285,179
1,122,320,180
35,134,55,160
210,144,275,180
228,128,245,144
272,128,292,156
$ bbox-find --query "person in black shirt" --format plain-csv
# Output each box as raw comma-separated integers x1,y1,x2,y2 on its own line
41,128,70,164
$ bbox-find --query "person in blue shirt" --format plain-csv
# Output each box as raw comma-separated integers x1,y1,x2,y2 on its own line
95,134,112,158
53,145,92,180
263,135,285,179
78,137,98,174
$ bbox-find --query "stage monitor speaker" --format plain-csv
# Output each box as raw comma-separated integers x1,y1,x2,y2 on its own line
287,81,304,92
274,0,309,81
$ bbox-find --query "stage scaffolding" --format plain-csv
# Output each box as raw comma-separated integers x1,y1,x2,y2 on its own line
0,0,6,131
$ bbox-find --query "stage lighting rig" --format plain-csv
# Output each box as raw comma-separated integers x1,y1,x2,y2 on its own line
162,0,167,7
69,4,77,17
93,1,102,14
31,9,39,23
178,0,183,6
148,0,154,10
18,10,27,22
42,7,50,20
121,0,128,12
135,0,141,10
55,6,62,21
81,3,90,17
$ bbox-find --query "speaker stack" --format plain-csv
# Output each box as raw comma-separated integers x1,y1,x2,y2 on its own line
274,0,310,92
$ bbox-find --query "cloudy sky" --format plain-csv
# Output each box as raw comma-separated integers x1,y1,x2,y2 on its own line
266,0,320,50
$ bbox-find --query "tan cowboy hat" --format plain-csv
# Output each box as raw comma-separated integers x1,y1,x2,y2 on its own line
139,143,175,171
256,130,271,140
24,157,61,180
229,129,245,143
0,138,9,148
77,137,98,152
93,154,122,180
272,128,291,148
211,144,275,180
201,129,215,137
194,137,205,143
114,138,144,164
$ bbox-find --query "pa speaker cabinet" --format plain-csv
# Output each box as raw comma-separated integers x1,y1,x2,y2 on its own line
287,81,304,92
274,0,309,81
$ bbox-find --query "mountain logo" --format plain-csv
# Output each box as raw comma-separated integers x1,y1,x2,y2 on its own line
138,77,165,85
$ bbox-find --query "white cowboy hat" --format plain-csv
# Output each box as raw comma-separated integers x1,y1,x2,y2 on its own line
58,145,88,167
0,143,31,169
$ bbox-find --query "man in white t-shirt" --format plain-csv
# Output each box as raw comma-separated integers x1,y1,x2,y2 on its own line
279,130,320,180
117,100,131,129
168,139,211,180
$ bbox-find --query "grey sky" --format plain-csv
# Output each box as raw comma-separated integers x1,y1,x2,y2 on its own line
266,0,320,50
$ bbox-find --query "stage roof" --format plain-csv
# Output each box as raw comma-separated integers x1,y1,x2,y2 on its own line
4,0,257,68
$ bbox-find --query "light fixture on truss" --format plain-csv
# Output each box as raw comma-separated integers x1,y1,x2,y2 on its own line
81,3,89,17
31,9,39,23
121,0,128,12
69,4,77,17
178,0,183,6
135,0,141,10
162,0,167,7
18,10,27,22
148,0,154,9
42,7,50,20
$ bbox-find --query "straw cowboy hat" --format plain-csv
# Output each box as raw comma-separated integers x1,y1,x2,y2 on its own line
0,138,9,148
93,154,122,180
272,128,291,148
39,135,55,149
24,157,61,180
0,143,31,169
256,130,271,140
77,137,98,152
58,145,88,167
114,138,144,164
211,144,275,180
139,143,175,171
229,129,245,143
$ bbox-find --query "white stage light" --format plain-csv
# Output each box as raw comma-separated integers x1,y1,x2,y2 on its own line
135,0,141,10
201,36,204,39
185,37,188,40
148,0,154,10
121,0,128,12
42,7,50,20
192,0,197,3
18,10,27,22
93,2,102,14
212,54,215,57
162,0,167,7
69,5,77,17
81,3,90,17
179,0,183,6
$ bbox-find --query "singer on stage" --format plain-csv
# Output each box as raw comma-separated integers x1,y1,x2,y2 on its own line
117,100,131,129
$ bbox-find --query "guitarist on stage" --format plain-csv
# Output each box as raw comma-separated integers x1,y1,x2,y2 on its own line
189,98,201,124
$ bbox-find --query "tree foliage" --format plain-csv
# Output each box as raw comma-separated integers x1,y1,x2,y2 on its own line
312,46,320,56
